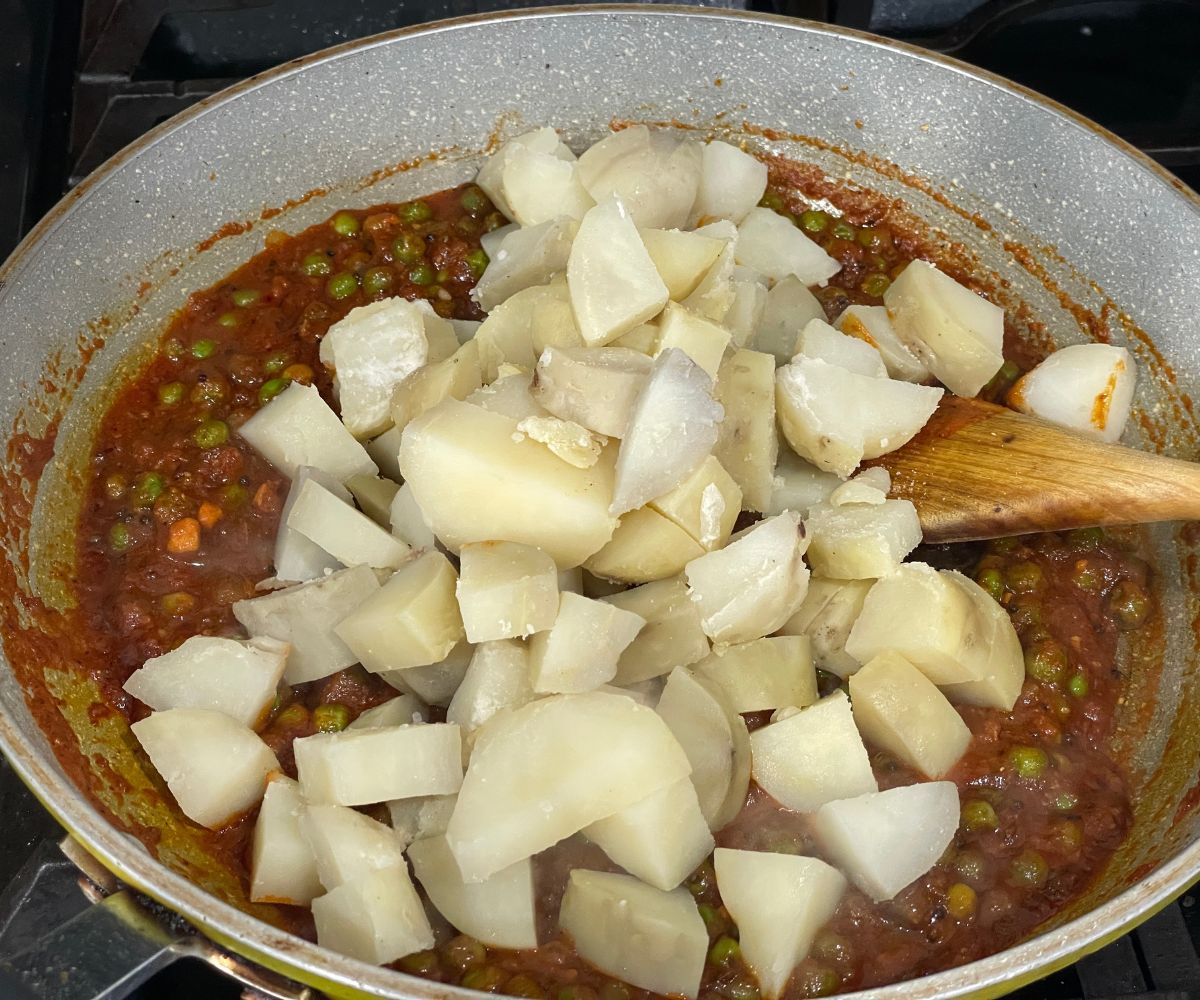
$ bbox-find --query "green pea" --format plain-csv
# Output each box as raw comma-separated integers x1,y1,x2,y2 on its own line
1007,849,1048,888
108,522,130,551
461,967,505,992
259,378,290,404
191,378,228,407
1068,672,1089,698
1008,745,1049,779
709,935,740,965
312,703,351,733
393,232,425,264
362,266,396,297
1067,525,1105,550
466,248,489,278
598,984,629,1000
504,975,545,999
961,799,999,832
400,200,432,223
1025,641,1069,684
1108,579,1150,629
332,212,360,237
861,272,891,298
162,338,184,362
759,190,785,212
800,209,828,233
460,185,491,216
1072,560,1102,591
1010,595,1042,631
1006,560,1043,593
263,352,290,374
301,252,332,276
274,702,309,729
398,950,439,975
1055,791,1079,812
441,935,487,972
190,339,216,359
975,567,1006,603
232,288,260,307
831,220,855,241
220,482,248,508
160,591,195,616
217,311,240,328
697,903,725,935
193,419,229,450
946,882,978,920
953,848,988,886
103,473,127,500
723,977,761,1000
997,360,1020,383
991,536,1019,555
796,966,837,998
326,272,359,300
408,263,435,286
811,932,853,966
857,226,893,251
134,472,165,505
157,381,185,406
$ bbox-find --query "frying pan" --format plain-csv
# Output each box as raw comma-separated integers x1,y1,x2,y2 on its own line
1,6,1199,998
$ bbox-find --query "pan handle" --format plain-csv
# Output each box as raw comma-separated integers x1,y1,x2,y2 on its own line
0,837,315,1000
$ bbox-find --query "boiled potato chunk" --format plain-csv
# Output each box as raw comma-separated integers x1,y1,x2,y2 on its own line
531,345,651,437
756,276,825,365
559,870,708,999
640,227,725,300
345,473,400,527
299,803,408,890
611,348,724,516
389,483,436,550
577,126,701,230
763,449,842,517
390,339,483,433
778,577,872,678
585,779,715,891
849,651,971,778
794,318,887,378
447,640,535,733
604,577,710,684
312,864,433,965
517,415,606,469
690,140,768,226
568,196,669,347
286,477,411,571
408,836,538,950
650,455,741,551
472,217,577,313
684,511,810,645
529,592,646,693
275,466,353,583
476,126,572,218
380,640,473,708
836,304,929,383
811,782,959,902
804,498,922,579
348,693,427,730
749,691,877,813
682,223,737,322
233,564,381,684
250,774,322,905
776,357,944,477
474,282,578,382
735,208,840,285
131,708,279,829
399,398,618,568
501,142,594,227
654,302,731,379
457,540,559,642
294,723,463,806
365,425,404,483
123,634,287,729
238,382,376,483
941,573,1026,711
656,667,751,831
446,691,690,882
722,279,767,348
1007,343,1136,443
584,506,706,584
335,551,463,672
695,636,817,714
713,849,847,999
883,259,1004,397
713,349,778,512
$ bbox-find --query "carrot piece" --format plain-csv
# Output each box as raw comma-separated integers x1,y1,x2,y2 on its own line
197,501,223,529
167,517,201,553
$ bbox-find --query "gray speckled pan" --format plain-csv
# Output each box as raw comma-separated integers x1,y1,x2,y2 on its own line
1,6,1200,998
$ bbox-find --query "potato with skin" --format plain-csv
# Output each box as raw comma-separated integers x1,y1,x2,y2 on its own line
650,454,741,551
528,592,646,693
941,572,1026,711
695,635,817,714
778,576,872,678
584,505,706,584
794,317,887,378
456,540,559,642
1007,343,1136,443
604,576,710,684
804,498,922,580
251,774,322,906
312,864,433,966
714,348,778,512
836,304,929,383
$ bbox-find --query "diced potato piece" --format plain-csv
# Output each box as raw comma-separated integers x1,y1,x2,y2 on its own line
390,339,483,434
584,505,706,584
447,640,535,733
811,783,959,901
469,371,546,424
532,345,652,438
251,774,322,905
389,483,436,550
610,322,660,355
275,467,353,583
568,197,669,347
654,302,731,379
299,803,408,890
517,414,606,469
828,469,888,507
849,651,971,778
650,455,740,551
696,636,817,714
685,512,809,645
560,870,708,999
386,795,456,845
317,297,438,438
446,691,690,881
234,565,381,684
750,691,877,812
804,499,922,579
348,694,427,730
475,281,573,380
794,318,887,378
131,708,278,829
612,348,723,516
287,478,411,571
346,473,400,527
529,592,645,693
682,222,737,322
714,849,847,999
735,208,840,285
577,127,701,230
476,126,573,217
602,679,662,706
884,260,1004,397
713,349,777,512
656,668,751,831
763,449,841,517
472,217,577,313
836,304,929,383
457,541,559,642
640,227,725,300
380,641,473,708
124,635,286,730
585,779,715,891
451,317,482,344
604,577,710,684
723,279,767,349
502,143,594,226
312,864,433,965
335,551,463,672
690,141,768,226
845,564,987,686
941,573,1025,710
778,577,872,678
409,836,538,950
294,723,463,806
399,398,618,568
756,276,825,365
364,425,403,483
529,290,586,356
558,567,583,593
238,382,376,483
1007,343,1136,443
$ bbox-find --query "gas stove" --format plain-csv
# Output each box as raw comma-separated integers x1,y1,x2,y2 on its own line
2,1,1199,997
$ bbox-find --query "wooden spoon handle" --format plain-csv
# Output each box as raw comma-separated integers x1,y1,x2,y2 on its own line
875,396,1200,544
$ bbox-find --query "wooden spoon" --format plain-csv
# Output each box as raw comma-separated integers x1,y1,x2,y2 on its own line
873,396,1200,544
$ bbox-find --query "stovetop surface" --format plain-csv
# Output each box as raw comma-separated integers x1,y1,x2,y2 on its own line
2,0,1199,997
